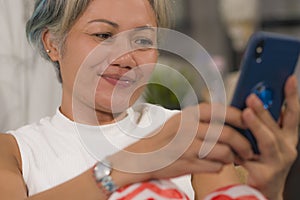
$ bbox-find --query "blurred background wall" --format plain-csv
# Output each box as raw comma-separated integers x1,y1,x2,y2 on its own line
0,0,61,132
0,0,299,198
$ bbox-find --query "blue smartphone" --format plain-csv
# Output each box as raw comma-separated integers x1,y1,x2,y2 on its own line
230,31,300,154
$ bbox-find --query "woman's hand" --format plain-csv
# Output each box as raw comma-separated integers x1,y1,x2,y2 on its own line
241,75,299,200
108,102,254,188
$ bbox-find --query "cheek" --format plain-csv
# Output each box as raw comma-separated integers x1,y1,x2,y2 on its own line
139,49,158,73
139,49,158,63
59,35,97,87
134,49,158,72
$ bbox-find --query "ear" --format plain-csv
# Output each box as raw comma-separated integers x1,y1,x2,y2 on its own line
42,29,60,61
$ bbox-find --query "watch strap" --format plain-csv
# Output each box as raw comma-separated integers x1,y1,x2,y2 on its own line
93,160,119,197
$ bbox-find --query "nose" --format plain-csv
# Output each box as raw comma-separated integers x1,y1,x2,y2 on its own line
110,52,137,69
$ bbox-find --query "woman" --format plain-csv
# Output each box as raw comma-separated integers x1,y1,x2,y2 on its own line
0,0,298,199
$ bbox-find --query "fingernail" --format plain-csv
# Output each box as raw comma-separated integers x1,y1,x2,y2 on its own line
291,76,298,89
243,108,254,120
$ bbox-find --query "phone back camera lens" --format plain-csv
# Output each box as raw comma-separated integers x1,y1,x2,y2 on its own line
256,46,263,54
255,40,264,62
256,57,262,63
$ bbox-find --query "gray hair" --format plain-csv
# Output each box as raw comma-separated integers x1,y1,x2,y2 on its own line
26,0,172,83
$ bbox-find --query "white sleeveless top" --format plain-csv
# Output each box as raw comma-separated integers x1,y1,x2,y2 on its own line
8,103,194,198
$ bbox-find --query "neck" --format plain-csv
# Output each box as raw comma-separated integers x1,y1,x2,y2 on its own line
60,95,126,126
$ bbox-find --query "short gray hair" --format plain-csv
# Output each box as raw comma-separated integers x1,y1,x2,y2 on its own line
26,0,172,83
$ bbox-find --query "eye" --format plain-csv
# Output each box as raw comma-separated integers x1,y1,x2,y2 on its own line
92,32,113,41
134,37,155,49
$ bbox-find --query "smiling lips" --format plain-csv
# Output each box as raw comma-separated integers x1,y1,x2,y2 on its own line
100,73,136,87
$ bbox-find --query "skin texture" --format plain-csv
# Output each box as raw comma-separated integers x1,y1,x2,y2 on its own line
44,0,158,125
241,76,299,200
192,76,299,200
0,0,298,199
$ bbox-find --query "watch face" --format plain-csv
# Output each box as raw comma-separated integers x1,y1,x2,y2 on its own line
93,160,119,193
94,161,111,181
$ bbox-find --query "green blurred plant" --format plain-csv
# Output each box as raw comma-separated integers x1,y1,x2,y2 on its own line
143,65,197,110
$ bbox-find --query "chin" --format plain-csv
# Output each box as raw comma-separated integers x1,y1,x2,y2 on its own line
94,89,142,113
94,97,133,114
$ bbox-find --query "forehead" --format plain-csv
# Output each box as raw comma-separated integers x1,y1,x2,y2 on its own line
80,0,157,29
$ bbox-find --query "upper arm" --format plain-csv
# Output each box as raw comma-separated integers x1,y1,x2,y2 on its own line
0,134,27,199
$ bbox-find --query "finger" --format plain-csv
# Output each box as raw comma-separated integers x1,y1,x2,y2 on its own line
282,75,299,132
188,159,224,174
246,93,279,133
197,123,254,160
242,108,277,156
153,159,224,179
198,141,235,164
197,103,246,129
225,106,246,129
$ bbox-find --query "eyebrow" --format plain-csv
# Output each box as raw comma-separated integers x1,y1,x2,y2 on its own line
88,19,119,28
134,26,156,32
87,19,156,32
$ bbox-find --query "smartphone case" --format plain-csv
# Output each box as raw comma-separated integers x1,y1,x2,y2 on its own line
230,31,300,154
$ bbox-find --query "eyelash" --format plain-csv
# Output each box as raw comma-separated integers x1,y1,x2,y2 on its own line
135,38,153,46
92,32,113,40
133,38,154,50
91,32,155,49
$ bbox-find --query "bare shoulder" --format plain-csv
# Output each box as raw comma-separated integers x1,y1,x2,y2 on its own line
0,133,21,171
0,133,27,198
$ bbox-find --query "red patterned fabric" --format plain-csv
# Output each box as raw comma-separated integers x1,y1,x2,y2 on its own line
109,181,267,200
110,180,189,200
204,184,268,200
211,194,263,200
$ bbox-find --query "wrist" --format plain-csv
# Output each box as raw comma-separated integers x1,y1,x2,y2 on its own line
106,154,152,188
92,159,119,198
263,181,285,200
110,167,152,188
267,191,283,200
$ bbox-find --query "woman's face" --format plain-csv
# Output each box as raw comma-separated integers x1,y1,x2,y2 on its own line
58,0,158,119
